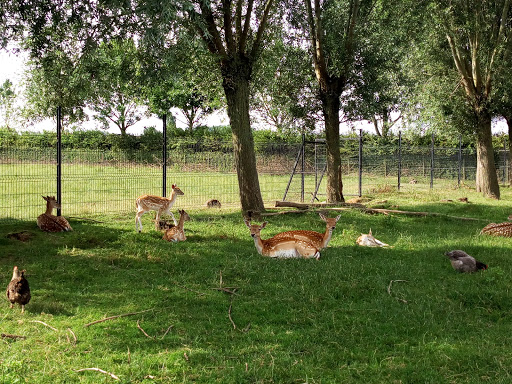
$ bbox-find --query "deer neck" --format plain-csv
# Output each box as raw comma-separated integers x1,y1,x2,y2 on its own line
252,234,264,255
45,201,54,215
177,214,186,230
321,226,333,247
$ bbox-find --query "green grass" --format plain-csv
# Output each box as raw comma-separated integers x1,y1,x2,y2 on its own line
1,187,512,383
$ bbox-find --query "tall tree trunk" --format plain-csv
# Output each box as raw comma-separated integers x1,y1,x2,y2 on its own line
221,58,265,214
475,111,500,198
506,115,512,186
321,88,344,203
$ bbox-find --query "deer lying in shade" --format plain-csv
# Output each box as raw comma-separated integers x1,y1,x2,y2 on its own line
135,184,184,232
272,213,341,250
37,196,72,232
245,219,321,259
163,210,190,242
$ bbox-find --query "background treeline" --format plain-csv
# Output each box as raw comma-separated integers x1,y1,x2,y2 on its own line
0,126,508,152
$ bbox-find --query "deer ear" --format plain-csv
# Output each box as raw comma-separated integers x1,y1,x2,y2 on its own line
319,212,327,221
261,221,268,229
369,228,373,235
244,219,251,228
335,215,341,222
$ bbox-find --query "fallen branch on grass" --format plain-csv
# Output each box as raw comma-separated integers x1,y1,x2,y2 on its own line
274,201,365,209
31,320,58,332
1,333,26,339
387,280,409,304
269,202,485,222
67,328,77,344
84,309,153,327
137,320,154,339
75,368,120,381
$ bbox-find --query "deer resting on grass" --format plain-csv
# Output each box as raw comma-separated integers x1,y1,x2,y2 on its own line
163,210,190,242
273,213,341,250
245,219,321,259
135,185,184,232
37,196,72,232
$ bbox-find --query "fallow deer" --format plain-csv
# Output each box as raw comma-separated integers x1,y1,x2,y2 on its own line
273,213,341,250
37,196,72,232
245,219,321,259
480,222,512,237
163,210,190,242
135,184,184,232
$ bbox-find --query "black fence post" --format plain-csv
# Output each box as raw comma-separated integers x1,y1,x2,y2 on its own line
162,114,167,197
430,133,434,189
358,129,363,197
398,131,402,191
56,106,62,216
503,139,507,184
301,133,305,203
458,135,462,186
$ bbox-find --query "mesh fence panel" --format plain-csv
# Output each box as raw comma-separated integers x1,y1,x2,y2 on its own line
0,136,509,221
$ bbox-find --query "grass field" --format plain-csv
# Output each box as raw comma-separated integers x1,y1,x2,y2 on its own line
1,186,512,383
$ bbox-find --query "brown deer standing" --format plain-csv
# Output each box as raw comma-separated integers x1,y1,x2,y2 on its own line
37,196,72,232
162,210,190,242
245,220,321,259
135,185,184,232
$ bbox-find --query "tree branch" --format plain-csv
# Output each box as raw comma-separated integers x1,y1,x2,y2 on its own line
239,0,254,52
222,0,235,52
250,0,275,59
198,1,227,56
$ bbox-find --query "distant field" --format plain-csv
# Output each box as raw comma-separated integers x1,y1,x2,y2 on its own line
1,157,479,221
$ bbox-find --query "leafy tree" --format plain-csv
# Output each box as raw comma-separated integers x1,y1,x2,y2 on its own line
0,79,17,129
141,37,223,134
87,39,145,136
342,1,418,138
289,0,374,203
422,0,511,199
252,36,319,133
23,48,90,128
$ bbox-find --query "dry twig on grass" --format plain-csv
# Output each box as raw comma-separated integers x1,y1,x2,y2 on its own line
67,328,77,344
136,320,154,339
1,333,26,340
387,280,409,304
31,320,58,331
84,309,153,327
75,368,120,381
161,325,174,340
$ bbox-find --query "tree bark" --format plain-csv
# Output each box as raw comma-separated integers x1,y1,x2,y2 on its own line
221,57,265,214
475,110,500,198
507,116,512,186
321,87,344,203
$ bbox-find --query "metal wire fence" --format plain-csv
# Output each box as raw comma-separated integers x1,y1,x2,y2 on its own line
0,134,509,222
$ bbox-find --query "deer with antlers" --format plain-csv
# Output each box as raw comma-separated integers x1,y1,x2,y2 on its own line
135,185,184,232
272,213,341,250
245,219,321,259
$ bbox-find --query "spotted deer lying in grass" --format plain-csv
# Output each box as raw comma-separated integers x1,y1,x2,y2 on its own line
135,185,184,232
356,229,389,247
37,196,72,232
245,220,321,259
273,213,341,250
162,210,190,242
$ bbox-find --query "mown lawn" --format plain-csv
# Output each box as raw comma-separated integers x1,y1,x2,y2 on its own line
1,186,512,383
